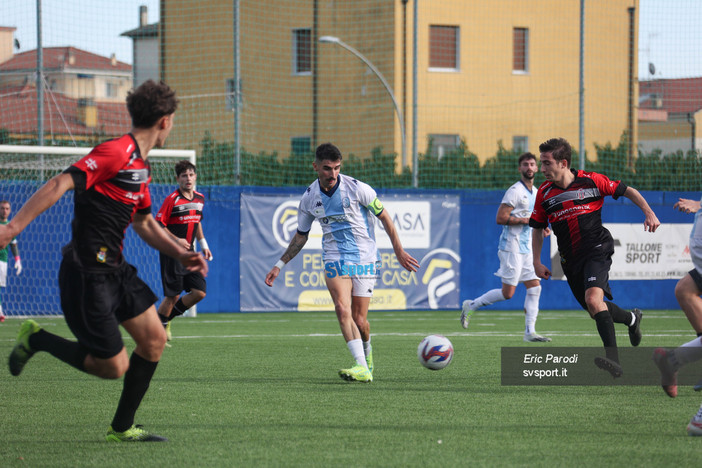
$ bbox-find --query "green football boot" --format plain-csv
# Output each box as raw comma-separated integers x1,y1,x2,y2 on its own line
106,425,168,442
8,319,41,376
339,364,372,383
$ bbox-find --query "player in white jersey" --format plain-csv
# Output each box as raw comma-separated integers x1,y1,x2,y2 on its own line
652,197,702,433
265,143,419,382
460,153,551,342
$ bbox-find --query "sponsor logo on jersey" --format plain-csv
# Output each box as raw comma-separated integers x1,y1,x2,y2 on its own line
324,260,379,279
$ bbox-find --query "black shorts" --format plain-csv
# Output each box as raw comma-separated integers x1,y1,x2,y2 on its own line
690,269,702,292
59,258,158,359
561,242,614,311
159,253,207,297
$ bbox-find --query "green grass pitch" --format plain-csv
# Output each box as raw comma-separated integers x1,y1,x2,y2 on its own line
1,309,700,467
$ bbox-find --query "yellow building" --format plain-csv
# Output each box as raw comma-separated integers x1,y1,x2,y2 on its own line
161,0,638,169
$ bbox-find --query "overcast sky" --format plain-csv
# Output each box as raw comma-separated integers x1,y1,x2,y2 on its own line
1,1,699,80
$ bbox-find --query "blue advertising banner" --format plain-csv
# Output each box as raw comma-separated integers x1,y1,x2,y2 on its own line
239,192,461,311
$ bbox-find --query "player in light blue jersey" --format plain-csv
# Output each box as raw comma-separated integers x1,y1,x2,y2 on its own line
265,143,419,382
460,153,551,342
652,197,702,429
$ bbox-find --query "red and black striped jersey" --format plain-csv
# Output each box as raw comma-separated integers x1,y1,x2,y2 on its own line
155,189,205,247
63,133,152,270
529,169,627,260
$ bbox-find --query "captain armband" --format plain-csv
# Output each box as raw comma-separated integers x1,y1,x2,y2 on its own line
368,197,384,216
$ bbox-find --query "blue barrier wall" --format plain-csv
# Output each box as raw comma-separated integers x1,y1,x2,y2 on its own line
0,181,696,314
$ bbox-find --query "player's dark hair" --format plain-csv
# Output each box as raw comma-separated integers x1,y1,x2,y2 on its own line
175,160,196,177
0,200,9,205
518,152,536,165
315,143,342,162
126,80,179,129
539,138,571,168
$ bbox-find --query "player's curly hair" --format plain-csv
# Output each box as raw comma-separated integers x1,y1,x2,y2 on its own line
126,80,179,128
539,138,571,168
175,159,196,177
315,143,342,162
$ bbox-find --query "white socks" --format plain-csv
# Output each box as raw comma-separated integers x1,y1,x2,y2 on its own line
347,339,368,369
680,336,702,348
474,289,506,309
524,285,541,334
363,339,372,358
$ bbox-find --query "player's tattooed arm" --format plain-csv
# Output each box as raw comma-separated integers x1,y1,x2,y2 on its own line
281,231,309,263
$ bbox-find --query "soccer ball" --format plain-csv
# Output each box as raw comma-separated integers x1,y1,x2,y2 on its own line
417,334,454,370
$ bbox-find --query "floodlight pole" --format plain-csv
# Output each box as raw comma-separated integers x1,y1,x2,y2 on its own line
319,36,406,171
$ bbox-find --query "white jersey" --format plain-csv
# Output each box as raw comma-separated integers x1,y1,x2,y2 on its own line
497,180,537,254
297,174,382,264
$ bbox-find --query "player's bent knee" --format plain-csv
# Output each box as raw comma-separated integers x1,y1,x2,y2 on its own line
192,289,206,302
89,355,129,379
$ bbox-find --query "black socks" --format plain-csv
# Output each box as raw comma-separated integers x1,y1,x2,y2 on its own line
111,353,158,432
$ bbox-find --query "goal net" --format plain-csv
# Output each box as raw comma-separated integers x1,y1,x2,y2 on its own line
0,144,197,317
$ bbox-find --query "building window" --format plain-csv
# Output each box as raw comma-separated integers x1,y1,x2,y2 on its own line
429,25,459,71
513,27,529,73
293,29,312,75
105,82,118,98
291,136,312,155
513,136,529,153
428,134,460,159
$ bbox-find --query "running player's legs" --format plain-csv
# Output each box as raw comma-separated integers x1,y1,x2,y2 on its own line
496,250,521,299
680,240,702,332
160,253,187,296
582,254,614,316
121,305,167,361
350,275,375,341
676,271,702,333
158,254,185,318
325,274,357,341
59,260,130,378
182,271,207,307
562,256,588,311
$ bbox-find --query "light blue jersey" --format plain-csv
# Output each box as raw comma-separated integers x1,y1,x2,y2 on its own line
297,174,382,264
497,180,537,254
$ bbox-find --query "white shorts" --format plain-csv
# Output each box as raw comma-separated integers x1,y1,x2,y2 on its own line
0,261,6,288
351,275,377,298
690,238,702,275
494,250,538,286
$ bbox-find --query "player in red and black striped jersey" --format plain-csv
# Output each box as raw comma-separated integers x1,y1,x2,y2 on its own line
530,138,660,378
155,160,212,339
0,80,208,442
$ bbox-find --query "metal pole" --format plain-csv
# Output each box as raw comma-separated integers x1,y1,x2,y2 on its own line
411,0,419,187
36,0,44,147
319,37,406,172
627,7,635,168
233,0,241,185
578,0,585,170
312,0,319,149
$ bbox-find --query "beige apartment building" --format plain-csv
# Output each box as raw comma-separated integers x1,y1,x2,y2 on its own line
161,0,638,168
